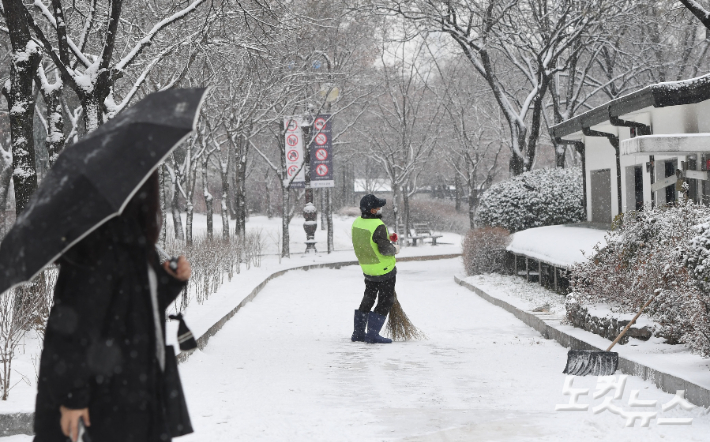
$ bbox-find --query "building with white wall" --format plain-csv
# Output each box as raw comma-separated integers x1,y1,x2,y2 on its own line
550,74,710,223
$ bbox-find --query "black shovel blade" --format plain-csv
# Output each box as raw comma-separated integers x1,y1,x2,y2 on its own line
563,350,618,376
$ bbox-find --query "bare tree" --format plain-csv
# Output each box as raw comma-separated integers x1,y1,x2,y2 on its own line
362,37,441,235
24,0,209,132
375,0,608,175
0,0,41,213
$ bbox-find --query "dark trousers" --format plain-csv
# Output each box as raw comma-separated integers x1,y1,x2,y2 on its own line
358,276,396,317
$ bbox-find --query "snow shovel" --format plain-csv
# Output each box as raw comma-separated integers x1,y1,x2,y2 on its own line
563,294,657,376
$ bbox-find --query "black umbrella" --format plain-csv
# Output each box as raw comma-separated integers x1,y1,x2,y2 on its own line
0,87,208,294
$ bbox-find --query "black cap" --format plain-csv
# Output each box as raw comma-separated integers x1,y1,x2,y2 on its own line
360,194,386,213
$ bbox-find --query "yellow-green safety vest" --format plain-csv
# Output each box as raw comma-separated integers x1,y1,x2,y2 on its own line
351,217,396,276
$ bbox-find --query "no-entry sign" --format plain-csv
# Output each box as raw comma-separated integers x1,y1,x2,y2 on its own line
284,117,305,188
309,114,334,188
315,164,329,176
315,148,328,161
314,133,327,146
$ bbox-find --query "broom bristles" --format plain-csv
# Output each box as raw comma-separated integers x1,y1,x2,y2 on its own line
386,292,426,341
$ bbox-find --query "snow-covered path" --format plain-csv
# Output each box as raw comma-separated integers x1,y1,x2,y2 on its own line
173,259,710,441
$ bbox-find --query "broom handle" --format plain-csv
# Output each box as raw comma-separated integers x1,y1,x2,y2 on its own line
606,295,656,351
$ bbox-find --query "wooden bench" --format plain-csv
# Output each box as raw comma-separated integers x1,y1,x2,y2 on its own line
406,222,443,246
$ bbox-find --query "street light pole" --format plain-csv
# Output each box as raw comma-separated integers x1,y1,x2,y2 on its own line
302,113,317,253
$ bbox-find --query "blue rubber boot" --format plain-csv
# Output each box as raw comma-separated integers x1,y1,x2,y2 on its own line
351,310,368,342
365,312,392,344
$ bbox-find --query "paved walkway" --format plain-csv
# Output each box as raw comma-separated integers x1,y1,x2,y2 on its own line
174,259,710,441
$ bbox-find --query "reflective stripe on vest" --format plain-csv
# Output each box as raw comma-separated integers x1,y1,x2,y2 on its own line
351,217,396,276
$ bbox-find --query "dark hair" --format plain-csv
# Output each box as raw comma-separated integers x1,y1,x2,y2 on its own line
125,171,161,247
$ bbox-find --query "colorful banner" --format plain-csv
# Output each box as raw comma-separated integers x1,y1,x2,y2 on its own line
309,115,334,188
284,116,305,188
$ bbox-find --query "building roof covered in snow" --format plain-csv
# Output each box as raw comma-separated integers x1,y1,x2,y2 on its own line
506,224,607,267
551,73,710,139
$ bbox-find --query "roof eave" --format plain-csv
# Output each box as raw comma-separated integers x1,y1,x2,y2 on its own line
551,73,710,140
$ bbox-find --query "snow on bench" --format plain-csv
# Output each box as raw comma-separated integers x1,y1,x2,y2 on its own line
506,224,608,268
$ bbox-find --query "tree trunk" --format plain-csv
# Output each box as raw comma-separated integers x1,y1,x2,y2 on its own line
2,0,42,214
36,71,64,167
235,154,247,241
0,151,13,238
170,168,184,240
233,135,248,241
403,186,411,238
392,182,400,234
454,172,462,212
524,78,549,171
159,164,167,246
81,95,103,134
281,186,290,258
219,159,230,241
186,201,194,246
468,189,476,230
468,170,477,229
202,156,213,241
265,172,273,219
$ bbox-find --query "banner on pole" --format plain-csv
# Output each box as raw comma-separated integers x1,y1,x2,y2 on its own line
284,116,305,188
309,115,334,188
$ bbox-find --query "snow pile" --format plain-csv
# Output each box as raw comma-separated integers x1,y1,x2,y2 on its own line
507,224,607,267
569,200,710,356
475,167,585,233
465,272,566,315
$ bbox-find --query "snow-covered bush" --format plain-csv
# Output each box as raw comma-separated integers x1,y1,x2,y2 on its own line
475,167,585,232
462,227,510,275
569,200,710,356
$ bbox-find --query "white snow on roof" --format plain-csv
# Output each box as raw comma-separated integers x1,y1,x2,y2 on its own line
506,224,607,267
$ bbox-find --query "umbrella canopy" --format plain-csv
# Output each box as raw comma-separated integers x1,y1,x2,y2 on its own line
0,88,208,294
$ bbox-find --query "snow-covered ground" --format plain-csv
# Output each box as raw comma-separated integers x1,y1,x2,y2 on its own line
5,259,710,440
179,259,710,441
0,213,461,417
466,273,567,316
465,273,710,413
507,224,608,267
171,212,461,256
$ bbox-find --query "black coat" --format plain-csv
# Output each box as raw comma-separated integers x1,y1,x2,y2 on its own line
33,216,186,442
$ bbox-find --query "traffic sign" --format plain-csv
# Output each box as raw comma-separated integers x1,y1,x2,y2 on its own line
315,164,329,176
315,148,328,161
314,133,327,146
288,165,299,177
314,117,326,131
286,119,298,132
286,134,299,147
287,150,299,161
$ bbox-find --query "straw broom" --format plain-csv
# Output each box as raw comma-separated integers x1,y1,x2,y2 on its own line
385,291,426,341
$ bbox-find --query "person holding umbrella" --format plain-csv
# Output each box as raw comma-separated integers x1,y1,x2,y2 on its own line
0,89,208,442
351,194,400,344
34,172,191,442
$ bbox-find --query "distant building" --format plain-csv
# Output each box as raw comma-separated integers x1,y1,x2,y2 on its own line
551,74,710,223
353,178,391,194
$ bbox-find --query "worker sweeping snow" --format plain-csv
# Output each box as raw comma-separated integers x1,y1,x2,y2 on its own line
351,194,400,344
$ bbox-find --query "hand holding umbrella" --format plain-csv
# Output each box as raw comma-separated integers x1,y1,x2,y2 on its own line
163,256,191,281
